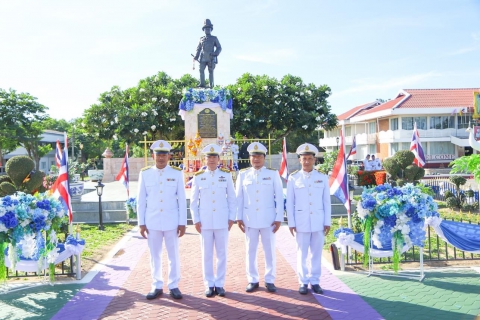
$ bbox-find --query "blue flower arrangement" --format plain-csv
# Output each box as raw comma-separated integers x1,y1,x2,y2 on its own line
356,183,439,271
125,197,137,220
178,88,233,112
0,192,69,281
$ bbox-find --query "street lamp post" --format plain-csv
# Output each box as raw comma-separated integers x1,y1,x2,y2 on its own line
336,136,340,150
95,180,105,231
79,143,84,181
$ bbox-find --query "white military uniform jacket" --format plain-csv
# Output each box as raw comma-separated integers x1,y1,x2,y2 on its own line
190,168,237,229
236,166,284,228
137,165,187,231
286,169,331,233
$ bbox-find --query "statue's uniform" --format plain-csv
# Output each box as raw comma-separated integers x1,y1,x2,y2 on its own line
194,35,222,87
236,166,284,284
286,169,331,286
190,168,236,289
137,165,187,291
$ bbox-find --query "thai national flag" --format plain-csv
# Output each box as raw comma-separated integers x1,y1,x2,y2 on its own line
55,140,63,168
329,130,351,215
347,135,356,159
279,137,288,181
410,122,426,168
51,136,73,223
115,144,130,196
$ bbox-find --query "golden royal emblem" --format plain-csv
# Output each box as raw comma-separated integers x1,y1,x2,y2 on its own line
305,145,309,151
210,146,214,152
159,142,164,147
254,144,259,151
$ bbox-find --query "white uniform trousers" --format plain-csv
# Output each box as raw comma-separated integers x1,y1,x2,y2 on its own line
200,228,229,288
245,226,276,283
147,229,180,290
295,231,324,285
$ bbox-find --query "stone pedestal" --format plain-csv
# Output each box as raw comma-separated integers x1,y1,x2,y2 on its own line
184,102,231,147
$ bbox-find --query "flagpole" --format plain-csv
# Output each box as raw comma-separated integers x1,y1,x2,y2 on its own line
342,125,352,228
126,142,130,197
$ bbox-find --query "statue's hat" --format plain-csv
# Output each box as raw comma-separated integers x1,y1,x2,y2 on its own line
202,19,213,31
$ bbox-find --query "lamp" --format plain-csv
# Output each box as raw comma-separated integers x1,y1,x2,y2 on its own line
336,136,340,150
95,180,105,231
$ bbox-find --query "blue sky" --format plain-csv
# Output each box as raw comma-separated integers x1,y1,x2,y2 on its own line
1,0,479,121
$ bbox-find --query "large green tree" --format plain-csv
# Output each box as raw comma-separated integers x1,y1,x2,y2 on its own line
228,73,337,153
0,88,49,169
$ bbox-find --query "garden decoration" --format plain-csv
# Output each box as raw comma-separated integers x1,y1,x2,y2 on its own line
0,192,85,287
382,150,425,186
125,197,137,221
178,88,233,120
350,183,439,272
0,156,45,196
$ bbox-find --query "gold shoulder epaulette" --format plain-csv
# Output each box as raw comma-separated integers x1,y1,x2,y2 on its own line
240,168,249,172
171,166,182,171
267,167,277,171
194,170,205,176
290,170,299,175
220,168,231,173
141,166,152,171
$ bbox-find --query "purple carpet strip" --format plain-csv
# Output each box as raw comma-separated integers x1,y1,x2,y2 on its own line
51,234,147,320
276,227,384,320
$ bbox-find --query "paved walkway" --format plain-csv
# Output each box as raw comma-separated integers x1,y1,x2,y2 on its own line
1,225,480,319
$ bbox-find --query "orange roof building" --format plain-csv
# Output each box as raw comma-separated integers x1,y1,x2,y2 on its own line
320,88,480,168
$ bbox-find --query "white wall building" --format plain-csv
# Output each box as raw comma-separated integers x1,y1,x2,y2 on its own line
320,88,480,168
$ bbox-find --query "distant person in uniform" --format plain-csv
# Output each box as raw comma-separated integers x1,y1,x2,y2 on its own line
286,143,331,295
236,142,284,293
371,155,381,170
137,140,187,300
238,135,250,169
230,137,239,170
190,144,236,297
363,154,371,171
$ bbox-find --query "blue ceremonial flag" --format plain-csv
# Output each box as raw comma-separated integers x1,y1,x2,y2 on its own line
329,130,351,215
347,135,356,159
410,122,426,167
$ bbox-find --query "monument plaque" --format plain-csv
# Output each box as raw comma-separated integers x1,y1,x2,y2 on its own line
198,108,217,138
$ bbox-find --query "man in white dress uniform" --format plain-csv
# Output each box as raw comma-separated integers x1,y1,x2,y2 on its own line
286,143,331,295
236,142,284,293
137,140,187,300
190,144,237,297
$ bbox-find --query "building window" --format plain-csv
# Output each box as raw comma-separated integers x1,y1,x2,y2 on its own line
458,115,472,129
369,122,376,134
391,142,399,155
401,142,410,150
429,142,454,155
430,116,454,129
369,144,376,155
41,162,46,170
390,118,399,131
345,126,351,137
402,117,427,130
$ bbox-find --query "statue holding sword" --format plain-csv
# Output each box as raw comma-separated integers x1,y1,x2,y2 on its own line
192,19,222,88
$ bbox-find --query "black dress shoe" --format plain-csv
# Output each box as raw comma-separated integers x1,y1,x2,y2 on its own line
205,287,215,297
215,287,225,296
311,284,323,294
169,288,183,299
299,284,308,295
245,282,259,292
265,283,277,292
146,288,163,300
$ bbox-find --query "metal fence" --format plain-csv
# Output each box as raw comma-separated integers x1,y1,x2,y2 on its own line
6,256,76,279
346,218,480,265
420,175,479,205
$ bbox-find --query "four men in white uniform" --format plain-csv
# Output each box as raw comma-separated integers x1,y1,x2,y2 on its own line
137,139,332,299
190,144,237,297
286,143,331,295
236,142,284,293
137,140,187,300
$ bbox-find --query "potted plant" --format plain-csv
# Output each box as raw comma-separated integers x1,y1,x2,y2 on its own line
87,157,104,182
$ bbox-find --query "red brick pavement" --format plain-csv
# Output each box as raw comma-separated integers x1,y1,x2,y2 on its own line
100,226,331,319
